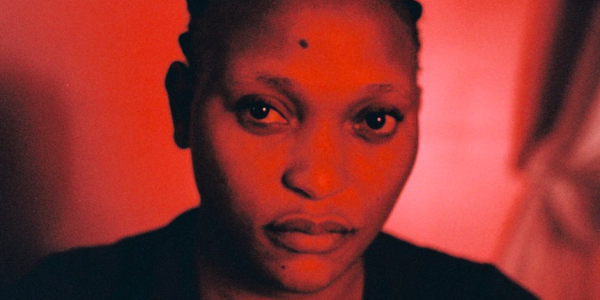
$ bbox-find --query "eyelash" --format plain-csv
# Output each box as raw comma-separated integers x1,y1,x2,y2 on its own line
234,95,289,134
353,107,404,142
233,94,404,142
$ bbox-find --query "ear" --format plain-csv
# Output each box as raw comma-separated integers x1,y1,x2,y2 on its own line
166,61,194,149
416,85,422,113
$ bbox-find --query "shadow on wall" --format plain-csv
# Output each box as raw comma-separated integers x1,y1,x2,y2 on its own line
0,63,70,286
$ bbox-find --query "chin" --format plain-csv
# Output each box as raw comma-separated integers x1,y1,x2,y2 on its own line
266,254,356,294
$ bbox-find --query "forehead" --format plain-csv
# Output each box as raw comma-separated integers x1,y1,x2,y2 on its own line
221,0,416,91
221,0,417,98
227,0,415,63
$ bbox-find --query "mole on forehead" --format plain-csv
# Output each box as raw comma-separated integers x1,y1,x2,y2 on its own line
299,39,309,49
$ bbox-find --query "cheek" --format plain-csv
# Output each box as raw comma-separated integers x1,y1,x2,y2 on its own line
347,120,418,225
201,104,291,223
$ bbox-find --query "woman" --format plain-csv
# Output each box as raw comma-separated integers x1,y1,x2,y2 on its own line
3,0,537,299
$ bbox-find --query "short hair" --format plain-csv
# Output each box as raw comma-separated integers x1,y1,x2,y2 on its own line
179,0,422,82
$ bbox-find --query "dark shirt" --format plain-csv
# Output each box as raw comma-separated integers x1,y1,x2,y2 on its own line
1,208,538,299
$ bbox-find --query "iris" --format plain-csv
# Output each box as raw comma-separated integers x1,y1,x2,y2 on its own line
365,112,387,130
249,102,270,120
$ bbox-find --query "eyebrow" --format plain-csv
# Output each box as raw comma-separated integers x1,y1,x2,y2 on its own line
256,75,295,92
255,75,399,96
366,83,395,94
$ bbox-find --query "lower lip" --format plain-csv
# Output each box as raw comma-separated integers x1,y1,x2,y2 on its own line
265,230,350,254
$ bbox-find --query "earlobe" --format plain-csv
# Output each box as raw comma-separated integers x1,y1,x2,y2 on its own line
166,61,194,149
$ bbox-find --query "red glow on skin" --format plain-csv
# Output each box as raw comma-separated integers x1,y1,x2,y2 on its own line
182,1,419,298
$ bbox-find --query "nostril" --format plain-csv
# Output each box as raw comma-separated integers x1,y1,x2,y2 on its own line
282,133,349,200
281,173,313,199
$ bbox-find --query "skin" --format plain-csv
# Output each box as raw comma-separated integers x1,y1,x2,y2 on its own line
166,0,420,299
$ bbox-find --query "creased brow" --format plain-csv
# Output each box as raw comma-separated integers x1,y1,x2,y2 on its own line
256,75,294,91
366,83,395,94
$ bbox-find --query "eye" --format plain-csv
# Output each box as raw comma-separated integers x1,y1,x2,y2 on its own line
353,108,404,143
235,94,289,134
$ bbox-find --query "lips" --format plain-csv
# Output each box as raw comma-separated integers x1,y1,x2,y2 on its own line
264,215,355,254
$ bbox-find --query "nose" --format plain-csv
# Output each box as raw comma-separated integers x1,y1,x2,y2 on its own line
281,123,349,200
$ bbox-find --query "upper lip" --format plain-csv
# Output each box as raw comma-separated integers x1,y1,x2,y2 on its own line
265,214,354,235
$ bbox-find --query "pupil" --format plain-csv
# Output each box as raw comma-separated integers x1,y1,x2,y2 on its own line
250,103,270,119
365,112,386,130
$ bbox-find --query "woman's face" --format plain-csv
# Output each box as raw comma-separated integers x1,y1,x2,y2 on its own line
188,0,419,295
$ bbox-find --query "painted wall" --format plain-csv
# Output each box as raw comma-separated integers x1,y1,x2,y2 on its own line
0,0,532,282
387,0,531,261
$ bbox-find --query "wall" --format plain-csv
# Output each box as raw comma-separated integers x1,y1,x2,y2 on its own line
387,0,530,261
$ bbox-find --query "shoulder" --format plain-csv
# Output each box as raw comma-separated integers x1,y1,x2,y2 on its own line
363,233,538,300
1,209,199,300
